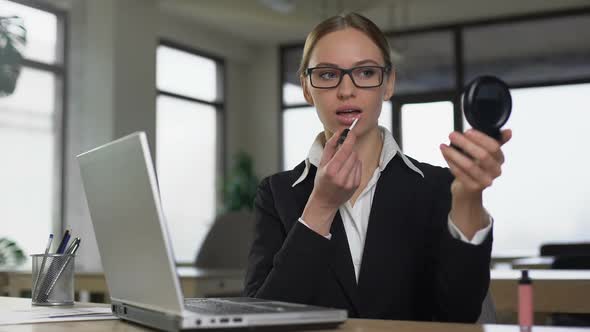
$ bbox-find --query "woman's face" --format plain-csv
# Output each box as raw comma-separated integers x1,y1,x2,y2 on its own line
302,28,395,138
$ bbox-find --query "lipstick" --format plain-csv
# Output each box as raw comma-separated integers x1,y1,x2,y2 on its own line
518,270,534,329
337,117,359,145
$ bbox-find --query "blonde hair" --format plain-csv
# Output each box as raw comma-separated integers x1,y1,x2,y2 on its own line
298,12,392,77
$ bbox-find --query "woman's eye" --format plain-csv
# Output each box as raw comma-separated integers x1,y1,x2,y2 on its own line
359,69,376,78
318,70,338,80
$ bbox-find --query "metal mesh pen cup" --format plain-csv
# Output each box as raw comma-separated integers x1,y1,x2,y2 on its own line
31,253,75,306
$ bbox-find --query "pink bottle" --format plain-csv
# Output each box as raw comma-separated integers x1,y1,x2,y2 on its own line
518,270,534,328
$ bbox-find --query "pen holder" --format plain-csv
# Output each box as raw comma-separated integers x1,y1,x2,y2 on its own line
31,253,75,306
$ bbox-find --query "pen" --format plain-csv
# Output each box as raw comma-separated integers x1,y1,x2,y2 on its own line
337,117,359,145
56,229,71,254
65,237,80,254
32,234,53,301
67,238,81,255
45,238,81,296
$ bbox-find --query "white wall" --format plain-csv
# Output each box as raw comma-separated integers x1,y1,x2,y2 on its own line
244,45,281,178
63,0,159,271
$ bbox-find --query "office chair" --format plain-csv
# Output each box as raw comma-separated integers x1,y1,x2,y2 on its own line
194,211,255,269
477,289,497,324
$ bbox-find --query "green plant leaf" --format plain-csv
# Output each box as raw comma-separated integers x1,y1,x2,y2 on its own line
0,237,27,267
222,151,259,213
0,16,27,96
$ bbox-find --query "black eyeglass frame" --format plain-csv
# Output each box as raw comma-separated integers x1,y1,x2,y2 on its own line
305,64,392,89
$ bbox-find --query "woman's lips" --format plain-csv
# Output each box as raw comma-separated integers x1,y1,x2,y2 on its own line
336,110,361,125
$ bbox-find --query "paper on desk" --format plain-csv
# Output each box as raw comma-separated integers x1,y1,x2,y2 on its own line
0,306,118,325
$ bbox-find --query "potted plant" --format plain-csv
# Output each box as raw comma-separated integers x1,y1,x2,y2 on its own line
221,151,258,213
0,237,26,267
0,15,27,97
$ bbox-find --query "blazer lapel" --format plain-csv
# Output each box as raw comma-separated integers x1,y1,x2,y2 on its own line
291,165,315,220
291,165,360,315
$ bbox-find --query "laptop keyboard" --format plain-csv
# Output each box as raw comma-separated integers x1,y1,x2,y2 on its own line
184,299,287,315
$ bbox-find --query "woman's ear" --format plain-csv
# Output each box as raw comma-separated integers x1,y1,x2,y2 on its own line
301,76,314,105
384,70,396,100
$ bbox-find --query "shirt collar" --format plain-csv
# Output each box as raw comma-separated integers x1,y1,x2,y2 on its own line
291,126,424,187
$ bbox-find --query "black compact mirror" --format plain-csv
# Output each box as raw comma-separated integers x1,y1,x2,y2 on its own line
462,75,512,141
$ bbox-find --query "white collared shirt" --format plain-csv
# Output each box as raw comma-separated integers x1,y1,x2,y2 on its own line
295,126,492,281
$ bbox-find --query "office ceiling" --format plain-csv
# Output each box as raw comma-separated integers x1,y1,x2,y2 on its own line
159,0,590,44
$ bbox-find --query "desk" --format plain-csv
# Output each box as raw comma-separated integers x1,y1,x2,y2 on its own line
491,270,590,314
3,270,590,317
511,257,555,270
1,297,589,332
0,267,244,300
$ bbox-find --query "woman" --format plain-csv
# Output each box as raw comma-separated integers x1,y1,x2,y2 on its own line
244,12,511,322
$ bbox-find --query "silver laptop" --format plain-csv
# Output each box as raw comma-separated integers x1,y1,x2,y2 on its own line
77,132,347,331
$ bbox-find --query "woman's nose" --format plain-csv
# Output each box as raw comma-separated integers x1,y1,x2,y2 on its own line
337,73,356,98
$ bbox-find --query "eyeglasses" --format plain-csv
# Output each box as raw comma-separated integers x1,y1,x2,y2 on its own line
305,65,391,89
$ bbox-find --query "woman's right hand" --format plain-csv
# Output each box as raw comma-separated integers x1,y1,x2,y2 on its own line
301,128,362,236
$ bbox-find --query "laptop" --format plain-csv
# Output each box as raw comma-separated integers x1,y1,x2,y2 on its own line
77,132,347,331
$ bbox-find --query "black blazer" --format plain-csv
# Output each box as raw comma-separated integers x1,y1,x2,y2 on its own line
244,153,492,322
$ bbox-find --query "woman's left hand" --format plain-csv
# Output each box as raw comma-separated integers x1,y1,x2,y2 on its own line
441,129,512,195
439,129,512,238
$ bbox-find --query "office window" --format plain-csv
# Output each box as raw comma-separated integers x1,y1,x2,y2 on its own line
464,15,590,86
0,0,59,64
475,83,590,256
282,107,323,170
157,46,218,102
282,102,392,171
0,0,64,261
387,31,455,95
282,46,305,106
156,43,224,263
401,101,453,167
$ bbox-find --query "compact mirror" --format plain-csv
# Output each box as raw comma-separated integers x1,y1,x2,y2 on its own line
462,76,512,141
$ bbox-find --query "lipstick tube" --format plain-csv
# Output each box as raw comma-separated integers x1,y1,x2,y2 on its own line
518,269,533,328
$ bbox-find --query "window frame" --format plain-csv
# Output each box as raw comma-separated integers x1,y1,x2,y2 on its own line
6,0,68,238
155,39,226,265
156,38,227,179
